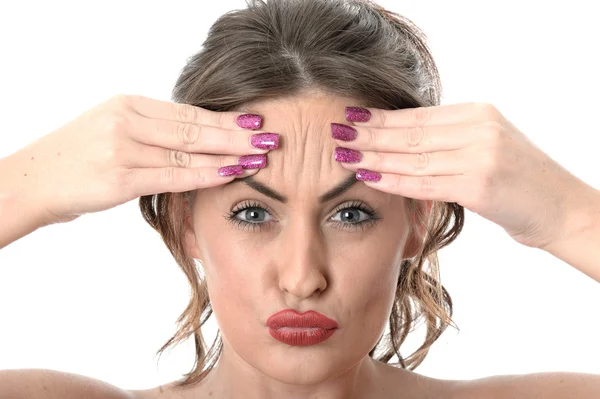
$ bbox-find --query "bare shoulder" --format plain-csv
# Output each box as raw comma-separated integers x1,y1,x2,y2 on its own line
0,368,134,399
451,371,600,399
129,381,192,399
375,362,462,398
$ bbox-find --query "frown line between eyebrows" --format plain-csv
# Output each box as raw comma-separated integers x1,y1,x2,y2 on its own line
223,174,359,204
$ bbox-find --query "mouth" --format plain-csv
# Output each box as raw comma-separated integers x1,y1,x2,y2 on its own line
266,309,339,346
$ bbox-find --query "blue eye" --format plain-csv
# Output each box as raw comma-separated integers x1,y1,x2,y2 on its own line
329,200,380,232
225,200,380,232
331,208,370,224
235,207,273,224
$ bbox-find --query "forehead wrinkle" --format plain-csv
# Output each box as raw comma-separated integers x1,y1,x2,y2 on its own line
238,92,358,202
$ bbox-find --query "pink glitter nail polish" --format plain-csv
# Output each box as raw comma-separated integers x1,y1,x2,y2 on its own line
238,154,267,169
236,114,263,130
334,147,362,163
331,123,358,141
218,164,244,177
356,168,381,182
345,106,371,122
251,133,279,149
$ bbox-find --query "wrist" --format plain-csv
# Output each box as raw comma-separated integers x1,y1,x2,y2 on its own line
541,183,600,255
0,153,53,228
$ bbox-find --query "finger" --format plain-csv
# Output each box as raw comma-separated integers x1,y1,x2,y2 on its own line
122,140,268,170
127,165,259,197
125,94,263,130
332,123,476,153
334,147,469,176
128,112,279,155
356,170,467,203
346,102,499,128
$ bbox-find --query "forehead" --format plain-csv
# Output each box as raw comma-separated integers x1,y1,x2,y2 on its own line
234,91,361,200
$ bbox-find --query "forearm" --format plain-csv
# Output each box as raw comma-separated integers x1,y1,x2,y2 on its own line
540,186,600,283
0,154,50,250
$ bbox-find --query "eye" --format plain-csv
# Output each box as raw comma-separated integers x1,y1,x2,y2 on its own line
224,200,275,232
235,207,273,223
329,200,380,232
224,200,380,232
331,208,368,223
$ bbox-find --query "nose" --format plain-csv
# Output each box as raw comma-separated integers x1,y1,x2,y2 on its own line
277,216,328,300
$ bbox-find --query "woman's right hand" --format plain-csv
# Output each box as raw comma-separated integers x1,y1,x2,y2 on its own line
2,94,277,225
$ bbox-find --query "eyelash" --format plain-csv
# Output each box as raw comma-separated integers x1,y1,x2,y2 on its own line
224,200,381,232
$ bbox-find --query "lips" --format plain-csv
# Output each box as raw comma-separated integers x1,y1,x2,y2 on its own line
266,309,339,346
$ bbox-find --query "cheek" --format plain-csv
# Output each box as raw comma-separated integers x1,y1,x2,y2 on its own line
329,227,406,345
201,236,255,304
192,209,260,328
344,253,399,315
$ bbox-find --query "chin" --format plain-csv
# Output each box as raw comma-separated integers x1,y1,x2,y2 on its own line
251,343,366,385
260,354,348,385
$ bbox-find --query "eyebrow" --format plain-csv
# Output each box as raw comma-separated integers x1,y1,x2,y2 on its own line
225,174,359,204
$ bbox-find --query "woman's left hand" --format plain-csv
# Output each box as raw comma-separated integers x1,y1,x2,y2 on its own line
332,103,598,250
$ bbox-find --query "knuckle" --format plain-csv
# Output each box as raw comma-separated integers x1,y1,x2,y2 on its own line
413,152,429,171
372,151,386,170
410,107,430,126
419,175,436,192
177,123,200,146
216,110,227,128
161,166,181,184
103,113,130,134
366,127,380,146
99,145,118,165
111,94,130,107
377,110,388,127
196,168,208,186
96,123,125,162
218,156,230,168
107,140,127,165
116,169,135,198
170,150,192,168
474,102,501,121
480,121,505,142
481,145,500,170
229,131,240,150
105,168,131,203
405,126,425,147
472,179,492,206
175,103,198,122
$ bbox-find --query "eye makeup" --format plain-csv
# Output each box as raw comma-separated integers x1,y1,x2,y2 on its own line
223,199,381,233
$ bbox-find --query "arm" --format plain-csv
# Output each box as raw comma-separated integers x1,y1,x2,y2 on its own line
0,153,53,250
539,185,600,283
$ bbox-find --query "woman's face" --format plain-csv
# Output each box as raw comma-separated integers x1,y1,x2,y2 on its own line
184,91,425,385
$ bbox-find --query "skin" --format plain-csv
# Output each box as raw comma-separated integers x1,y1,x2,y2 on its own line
174,90,436,399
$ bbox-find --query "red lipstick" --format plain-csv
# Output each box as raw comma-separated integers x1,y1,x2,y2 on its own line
266,309,339,346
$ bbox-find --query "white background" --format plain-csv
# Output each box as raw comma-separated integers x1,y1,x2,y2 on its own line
1,0,599,392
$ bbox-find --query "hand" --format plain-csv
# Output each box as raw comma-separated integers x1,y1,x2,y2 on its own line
2,94,278,225
332,103,596,250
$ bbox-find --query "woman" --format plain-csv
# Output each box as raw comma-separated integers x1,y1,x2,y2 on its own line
0,0,599,398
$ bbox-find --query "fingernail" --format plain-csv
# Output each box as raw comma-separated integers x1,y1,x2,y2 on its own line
236,114,262,130
238,154,267,169
331,123,358,141
346,106,371,122
251,133,279,150
218,164,244,177
356,168,381,182
334,147,362,163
